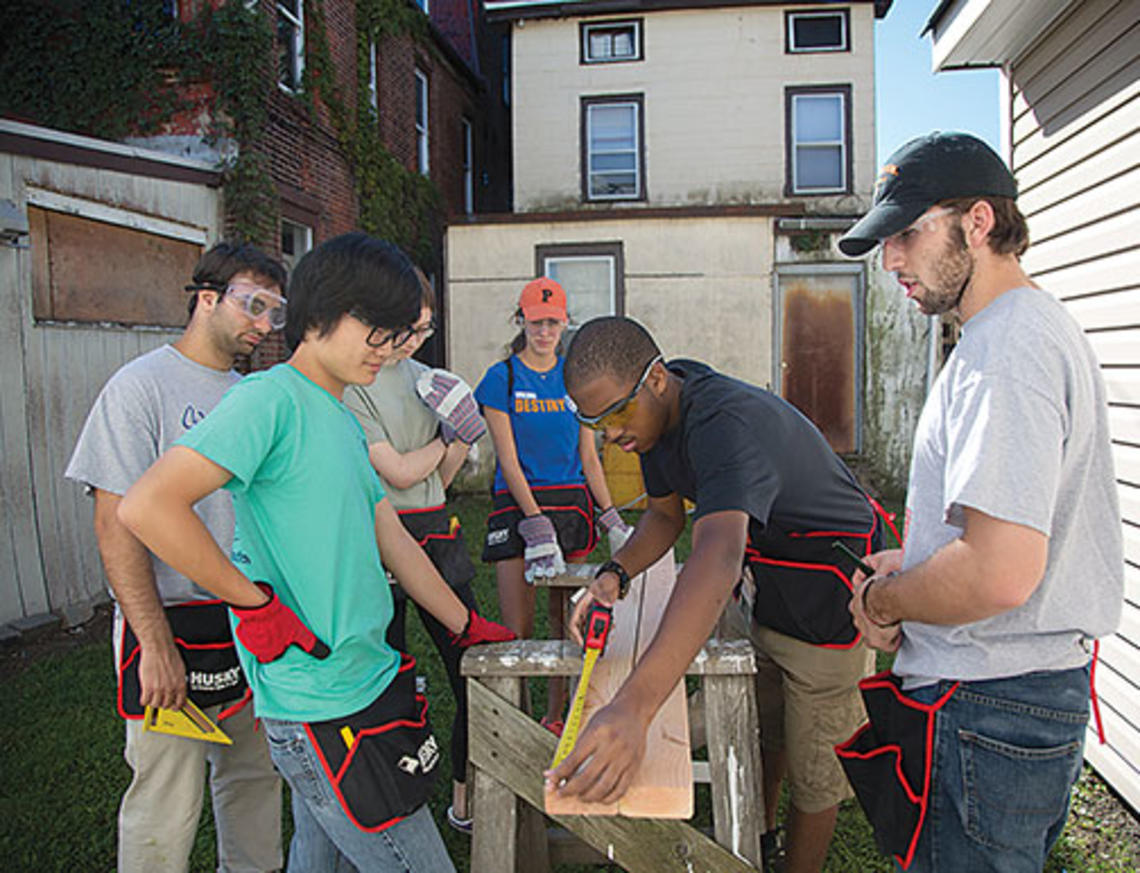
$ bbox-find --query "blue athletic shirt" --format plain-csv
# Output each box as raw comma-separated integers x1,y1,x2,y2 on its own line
176,364,400,722
474,355,583,493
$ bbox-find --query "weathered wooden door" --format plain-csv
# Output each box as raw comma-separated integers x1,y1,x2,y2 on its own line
775,265,863,453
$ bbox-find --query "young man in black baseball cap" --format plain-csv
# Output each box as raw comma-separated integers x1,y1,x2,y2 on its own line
835,132,1122,872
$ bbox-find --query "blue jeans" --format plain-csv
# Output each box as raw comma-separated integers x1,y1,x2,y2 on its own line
904,666,1089,873
261,717,455,873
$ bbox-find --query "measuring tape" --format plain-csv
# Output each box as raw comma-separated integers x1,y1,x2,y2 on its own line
551,602,613,767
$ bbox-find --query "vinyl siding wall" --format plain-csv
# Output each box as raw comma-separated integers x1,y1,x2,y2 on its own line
1009,0,1140,812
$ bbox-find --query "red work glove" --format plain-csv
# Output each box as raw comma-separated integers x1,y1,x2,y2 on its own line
230,582,331,664
452,609,516,648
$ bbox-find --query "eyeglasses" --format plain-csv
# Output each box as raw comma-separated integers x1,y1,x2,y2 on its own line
881,207,958,251
185,281,287,330
575,355,662,431
363,319,435,350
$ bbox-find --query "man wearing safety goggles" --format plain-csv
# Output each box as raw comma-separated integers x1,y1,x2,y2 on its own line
66,242,288,873
551,316,892,873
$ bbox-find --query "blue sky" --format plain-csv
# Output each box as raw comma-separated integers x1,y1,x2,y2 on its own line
875,2,1002,166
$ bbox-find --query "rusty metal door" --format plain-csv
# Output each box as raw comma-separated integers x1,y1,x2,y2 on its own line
775,265,863,453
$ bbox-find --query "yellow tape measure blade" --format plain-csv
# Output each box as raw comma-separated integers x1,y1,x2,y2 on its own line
550,647,600,768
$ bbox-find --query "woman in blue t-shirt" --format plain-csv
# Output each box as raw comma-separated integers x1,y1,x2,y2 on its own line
473,278,629,732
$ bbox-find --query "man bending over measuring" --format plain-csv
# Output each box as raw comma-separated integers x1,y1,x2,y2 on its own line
550,316,892,873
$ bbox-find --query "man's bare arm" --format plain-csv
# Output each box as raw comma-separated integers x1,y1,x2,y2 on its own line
863,507,1048,627
94,489,186,710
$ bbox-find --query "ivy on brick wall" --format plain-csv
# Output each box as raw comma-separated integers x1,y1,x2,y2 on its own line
0,1,277,244
352,0,443,270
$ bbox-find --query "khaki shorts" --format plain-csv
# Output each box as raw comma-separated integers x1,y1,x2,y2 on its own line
723,593,873,814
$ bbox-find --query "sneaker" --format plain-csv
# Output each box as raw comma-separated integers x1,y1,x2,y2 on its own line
446,804,473,835
540,716,564,737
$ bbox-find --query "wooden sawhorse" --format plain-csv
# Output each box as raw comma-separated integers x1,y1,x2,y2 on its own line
462,637,764,873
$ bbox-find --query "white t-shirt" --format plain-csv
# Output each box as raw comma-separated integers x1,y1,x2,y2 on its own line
896,287,1122,687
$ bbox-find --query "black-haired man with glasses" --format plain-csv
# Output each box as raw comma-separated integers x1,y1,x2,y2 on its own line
66,241,287,873
552,315,889,873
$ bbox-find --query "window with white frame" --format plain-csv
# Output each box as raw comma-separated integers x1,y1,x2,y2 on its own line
461,118,474,215
277,0,304,92
368,41,378,112
415,69,429,175
281,219,313,275
582,95,643,201
581,20,642,64
537,242,624,323
786,9,849,53
786,86,850,195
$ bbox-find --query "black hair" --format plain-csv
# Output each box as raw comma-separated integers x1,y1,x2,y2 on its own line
284,232,422,351
564,316,661,393
187,241,287,317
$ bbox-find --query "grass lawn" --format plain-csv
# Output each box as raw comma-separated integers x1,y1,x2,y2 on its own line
1,492,1136,871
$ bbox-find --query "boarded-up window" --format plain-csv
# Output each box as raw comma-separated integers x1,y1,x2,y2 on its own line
30,206,201,327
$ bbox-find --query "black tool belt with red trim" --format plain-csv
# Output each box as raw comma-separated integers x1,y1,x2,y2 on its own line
117,599,247,719
483,483,597,562
397,504,476,588
303,655,440,832
744,520,880,647
835,671,959,870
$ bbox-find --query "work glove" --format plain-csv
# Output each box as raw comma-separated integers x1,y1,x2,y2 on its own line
596,506,633,554
416,368,486,445
230,582,331,664
452,609,517,648
439,422,458,445
518,514,566,583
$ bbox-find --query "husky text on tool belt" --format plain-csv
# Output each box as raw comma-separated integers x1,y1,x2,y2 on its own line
304,655,440,832
552,603,613,768
118,599,247,719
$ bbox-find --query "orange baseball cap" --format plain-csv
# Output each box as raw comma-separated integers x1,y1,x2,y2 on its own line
518,277,568,321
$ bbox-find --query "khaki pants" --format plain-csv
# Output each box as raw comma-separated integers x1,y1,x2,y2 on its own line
114,613,282,873
724,591,873,814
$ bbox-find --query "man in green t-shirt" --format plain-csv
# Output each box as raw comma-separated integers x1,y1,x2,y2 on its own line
120,233,513,873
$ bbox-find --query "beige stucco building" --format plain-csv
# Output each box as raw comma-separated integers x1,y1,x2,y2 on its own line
447,0,925,494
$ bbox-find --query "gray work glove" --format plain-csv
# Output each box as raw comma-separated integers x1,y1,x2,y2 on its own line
517,514,566,583
416,368,486,445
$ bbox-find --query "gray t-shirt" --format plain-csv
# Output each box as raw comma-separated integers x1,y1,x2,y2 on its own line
65,344,240,605
897,286,1123,687
344,358,444,511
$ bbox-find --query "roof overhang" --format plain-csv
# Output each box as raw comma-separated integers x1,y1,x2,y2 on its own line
923,0,1077,70
485,0,892,24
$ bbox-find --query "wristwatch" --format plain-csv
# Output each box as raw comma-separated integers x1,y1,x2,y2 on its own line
596,559,632,600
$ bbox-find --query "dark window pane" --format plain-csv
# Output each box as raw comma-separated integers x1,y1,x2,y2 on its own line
793,14,843,49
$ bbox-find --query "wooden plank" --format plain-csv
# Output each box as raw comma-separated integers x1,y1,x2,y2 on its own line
1089,665,1140,768
622,549,693,816
1109,404,1140,445
546,550,692,817
470,675,525,873
1116,442,1140,485
1118,483,1140,533
1099,634,1140,694
468,680,759,873
460,637,757,678
704,674,764,867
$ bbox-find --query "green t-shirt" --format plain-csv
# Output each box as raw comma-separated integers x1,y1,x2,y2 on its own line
176,363,399,722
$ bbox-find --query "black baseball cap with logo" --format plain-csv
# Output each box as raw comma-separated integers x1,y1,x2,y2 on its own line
838,132,1018,257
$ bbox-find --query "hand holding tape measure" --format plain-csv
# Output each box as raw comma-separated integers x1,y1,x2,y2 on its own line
550,602,613,768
